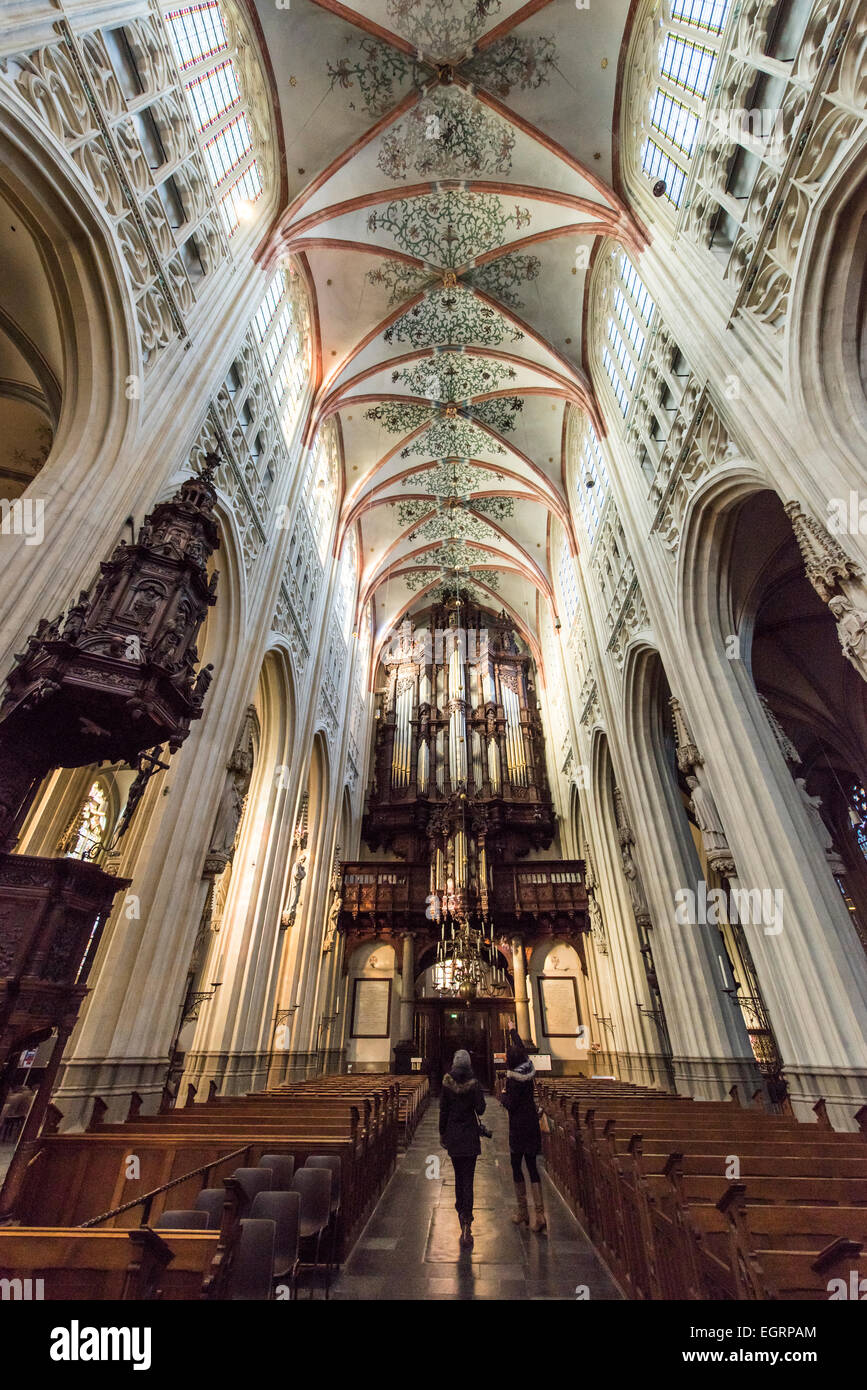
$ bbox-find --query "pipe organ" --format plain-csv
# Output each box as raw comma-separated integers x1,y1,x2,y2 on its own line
365,595,556,914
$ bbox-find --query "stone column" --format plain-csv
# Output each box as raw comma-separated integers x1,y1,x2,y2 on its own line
677,627,867,1126
511,936,532,1044
399,931,415,1042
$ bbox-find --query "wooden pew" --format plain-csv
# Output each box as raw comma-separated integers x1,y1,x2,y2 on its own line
537,1076,867,1301
0,1227,218,1300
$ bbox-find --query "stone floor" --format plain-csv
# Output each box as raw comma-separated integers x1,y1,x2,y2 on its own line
329,1092,623,1301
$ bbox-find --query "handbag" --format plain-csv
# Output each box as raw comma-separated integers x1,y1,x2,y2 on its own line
476,1113,493,1139
537,1104,551,1135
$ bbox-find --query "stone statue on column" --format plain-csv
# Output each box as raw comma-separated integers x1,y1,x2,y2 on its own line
204,708,255,877
794,778,843,872
281,848,308,930
785,500,867,683
828,596,867,683
584,847,609,955
670,696,737,877
323,890,341,953
613,785,651,919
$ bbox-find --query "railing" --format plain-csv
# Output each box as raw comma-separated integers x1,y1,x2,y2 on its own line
79,1145,251,1229
341,860,587,919
490,861,587,916
341,864,430,915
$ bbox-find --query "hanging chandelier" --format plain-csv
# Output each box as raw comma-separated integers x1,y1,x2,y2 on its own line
431,901,509,1001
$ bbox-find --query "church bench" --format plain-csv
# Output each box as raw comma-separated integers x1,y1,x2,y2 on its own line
538,1078,867,1300
649,1173,867,1206
637,1149,867,1178
0,1227,218,1300
15,1133,364,1244
758,1244,866,1299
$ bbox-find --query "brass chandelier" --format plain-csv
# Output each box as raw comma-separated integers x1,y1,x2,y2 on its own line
432,906,509,1001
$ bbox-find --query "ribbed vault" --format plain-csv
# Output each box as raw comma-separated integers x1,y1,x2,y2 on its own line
253,0,642,650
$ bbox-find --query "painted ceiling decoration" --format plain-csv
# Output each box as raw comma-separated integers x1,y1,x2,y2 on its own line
367,260,439,308
366,190,533,267
465,252,541,310
327,39,427,117
378,88,515,181
402,458,506,495
363,402,517,457
463,34,558,97
383,286,524,348
385,0,504,63
406,509,500,544
257,0,642,648
390,351,517,401
392,494,515,528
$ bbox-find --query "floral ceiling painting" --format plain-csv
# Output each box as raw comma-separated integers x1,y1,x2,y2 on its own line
367,191,533,268
385,0,503,63
383,287,524,350
378,89,515,181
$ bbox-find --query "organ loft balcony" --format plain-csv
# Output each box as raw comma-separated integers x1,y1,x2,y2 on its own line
338,860,589,942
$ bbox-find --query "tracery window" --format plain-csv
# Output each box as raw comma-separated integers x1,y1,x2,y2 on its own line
303,424,340,562
574,420,610,544
335,528,359,642
603,255,655,419
557,536,580,632
253,266,311,447
639,0,732,208
163,2,264,236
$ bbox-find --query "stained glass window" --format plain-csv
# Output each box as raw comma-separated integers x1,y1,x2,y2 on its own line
660,34,717,97
603,346,631,416
852,783,867,862
641,138,688,206
336,529,359,640
64,783,108,861
638,4,729,208
651,90,700,155
620,254,655,325
165,2,228,69
670,0,731,36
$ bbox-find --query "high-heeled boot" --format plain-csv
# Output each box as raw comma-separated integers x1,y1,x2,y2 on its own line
511,1180,529,1225
530,1182,547,1233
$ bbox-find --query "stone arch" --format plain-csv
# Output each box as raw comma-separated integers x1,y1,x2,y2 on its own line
0,102,138,653
620,638,757,1097
184,644,297,1096
676,473,867,1122
790,140,867,484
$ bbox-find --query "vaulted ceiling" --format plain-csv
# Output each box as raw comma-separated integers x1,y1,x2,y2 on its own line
254,0,644,651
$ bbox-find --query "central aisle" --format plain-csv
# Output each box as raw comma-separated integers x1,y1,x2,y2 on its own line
331,1087,623,1301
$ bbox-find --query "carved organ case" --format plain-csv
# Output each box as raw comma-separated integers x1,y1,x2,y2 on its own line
364,595,556,911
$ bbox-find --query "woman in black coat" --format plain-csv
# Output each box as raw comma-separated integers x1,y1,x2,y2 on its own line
439,1048,486,1247
500,1036,546,1232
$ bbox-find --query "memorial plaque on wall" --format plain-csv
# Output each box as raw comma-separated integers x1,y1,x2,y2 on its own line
350,977,392,1038
537,975,580,1037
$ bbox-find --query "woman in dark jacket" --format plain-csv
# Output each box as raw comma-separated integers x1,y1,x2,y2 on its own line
439,1048,486,1247
500,1035,545,1232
